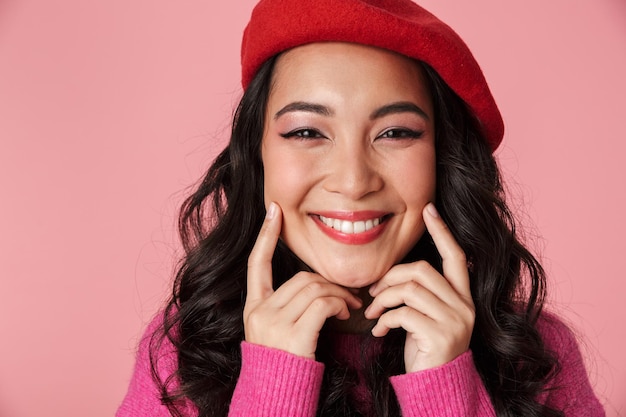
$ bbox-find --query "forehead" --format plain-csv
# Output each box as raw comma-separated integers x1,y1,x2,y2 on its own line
268,42,431,106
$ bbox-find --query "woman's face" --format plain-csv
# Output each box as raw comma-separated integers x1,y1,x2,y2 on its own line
261,42,436,288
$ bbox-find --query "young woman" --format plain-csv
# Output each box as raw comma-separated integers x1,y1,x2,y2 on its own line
117,0,605,416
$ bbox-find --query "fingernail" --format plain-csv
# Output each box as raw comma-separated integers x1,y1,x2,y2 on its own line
368,283,377,296
266,202,277,220
426,203,439,218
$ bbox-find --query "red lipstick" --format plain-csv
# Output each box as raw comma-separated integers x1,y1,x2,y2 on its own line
310,211,390,245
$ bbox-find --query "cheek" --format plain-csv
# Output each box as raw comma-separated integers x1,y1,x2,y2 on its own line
262,144,315,208
393,153,437,204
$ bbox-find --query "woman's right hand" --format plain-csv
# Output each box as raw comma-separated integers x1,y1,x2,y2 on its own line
244,202,362,360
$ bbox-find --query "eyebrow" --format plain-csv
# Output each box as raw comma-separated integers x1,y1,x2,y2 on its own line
274,102,334,119
370,101,430,121
273,100,429,120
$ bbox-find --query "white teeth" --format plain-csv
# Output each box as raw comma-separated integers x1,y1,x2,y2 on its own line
318,215,384,234
341,221,353,234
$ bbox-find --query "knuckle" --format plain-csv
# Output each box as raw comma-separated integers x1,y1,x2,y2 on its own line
396,306,413,321
450,248,467,263
292,271,316,282
246,252,257,268
404,282,427,303
246,259,257,271
245,309,264,328
449,310,474,336
458,299,476,321
405,280,420,291
437,219,450,232
449,318,465,336
376,313,390,327
404,281,421,296
441,331,458,347
414,260,432,274
292,271,309,279
309,297,331,311
247,250,264,269
303,281,324,295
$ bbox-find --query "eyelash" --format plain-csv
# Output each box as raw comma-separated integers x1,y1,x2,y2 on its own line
279,128,324,140
377,128,424,140
279,128,424,141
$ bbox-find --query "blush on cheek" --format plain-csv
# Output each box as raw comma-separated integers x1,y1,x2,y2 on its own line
264,157,318,206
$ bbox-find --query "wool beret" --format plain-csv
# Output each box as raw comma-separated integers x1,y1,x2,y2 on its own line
241,0,504,150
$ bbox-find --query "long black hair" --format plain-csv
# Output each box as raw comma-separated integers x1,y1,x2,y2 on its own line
150,54,562,417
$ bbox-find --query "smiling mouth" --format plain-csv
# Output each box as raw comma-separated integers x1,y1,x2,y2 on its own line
316,214,388,234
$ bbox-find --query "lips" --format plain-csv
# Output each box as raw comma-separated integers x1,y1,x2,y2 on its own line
311,211,390,244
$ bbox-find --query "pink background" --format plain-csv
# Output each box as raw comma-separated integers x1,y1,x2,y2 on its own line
0,0,624,416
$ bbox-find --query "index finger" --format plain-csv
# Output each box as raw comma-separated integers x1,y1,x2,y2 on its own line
423,203,471,297
246,202,282,303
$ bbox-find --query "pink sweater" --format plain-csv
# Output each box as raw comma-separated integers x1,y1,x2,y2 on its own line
116,313,605,416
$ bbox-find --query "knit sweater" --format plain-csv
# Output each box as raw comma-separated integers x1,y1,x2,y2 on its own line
116,312,605,416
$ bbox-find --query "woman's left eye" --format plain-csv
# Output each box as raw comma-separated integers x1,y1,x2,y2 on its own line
378,128,424,140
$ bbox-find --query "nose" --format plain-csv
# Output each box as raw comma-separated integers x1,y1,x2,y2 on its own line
323,141,384,200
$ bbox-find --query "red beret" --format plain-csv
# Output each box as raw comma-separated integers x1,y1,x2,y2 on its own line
241,0,504,151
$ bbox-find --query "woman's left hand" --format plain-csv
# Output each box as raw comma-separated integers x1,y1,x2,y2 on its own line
364,203,475,373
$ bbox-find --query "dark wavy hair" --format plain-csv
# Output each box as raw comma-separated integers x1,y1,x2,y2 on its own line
150,54,563,417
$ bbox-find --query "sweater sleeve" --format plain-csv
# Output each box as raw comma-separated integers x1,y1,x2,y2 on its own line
389,313,605,417
389,351,495,417
228,342,324,417
115,314,325,417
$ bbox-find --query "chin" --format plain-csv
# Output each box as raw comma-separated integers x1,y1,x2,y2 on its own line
318,268,383,289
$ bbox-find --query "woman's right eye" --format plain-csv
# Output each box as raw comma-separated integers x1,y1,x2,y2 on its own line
279,128,324,140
